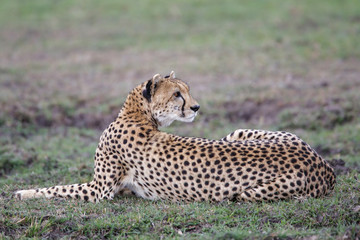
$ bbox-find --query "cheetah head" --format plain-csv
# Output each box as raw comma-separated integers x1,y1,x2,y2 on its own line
142,71,200,127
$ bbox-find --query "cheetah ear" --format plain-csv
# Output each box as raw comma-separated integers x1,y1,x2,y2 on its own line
152,73,162,83
169,71,176,79
143,73,162,102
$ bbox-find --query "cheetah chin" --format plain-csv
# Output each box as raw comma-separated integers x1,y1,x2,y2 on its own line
15,71,336,203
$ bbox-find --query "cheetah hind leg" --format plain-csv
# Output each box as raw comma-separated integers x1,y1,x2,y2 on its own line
235,174,307,202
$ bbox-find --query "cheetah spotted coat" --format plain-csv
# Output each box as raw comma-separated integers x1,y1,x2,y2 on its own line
16,72,336,203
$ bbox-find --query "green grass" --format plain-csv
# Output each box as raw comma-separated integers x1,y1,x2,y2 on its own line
1,0,360,239
1,173,360,239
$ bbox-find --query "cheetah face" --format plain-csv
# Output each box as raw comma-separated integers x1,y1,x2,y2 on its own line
143,71,200,127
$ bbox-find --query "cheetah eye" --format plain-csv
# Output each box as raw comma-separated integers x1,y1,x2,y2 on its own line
174,91,181,98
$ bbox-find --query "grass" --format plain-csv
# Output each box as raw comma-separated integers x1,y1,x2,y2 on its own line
1,174,360,239
1,0,360,239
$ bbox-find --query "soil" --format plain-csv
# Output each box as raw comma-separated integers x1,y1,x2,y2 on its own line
221,98,289,126
327,159,359,176
220,97,357,129
1,57,359,132
3,103,120,131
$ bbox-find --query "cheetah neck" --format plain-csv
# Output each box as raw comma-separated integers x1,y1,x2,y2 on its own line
118,83,159,129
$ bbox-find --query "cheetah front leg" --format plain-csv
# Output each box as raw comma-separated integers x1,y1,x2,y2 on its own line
221,129,300,142
15,180,101,202
15,150,128,202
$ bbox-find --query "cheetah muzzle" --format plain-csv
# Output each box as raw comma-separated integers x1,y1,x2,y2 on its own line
15,71,336,203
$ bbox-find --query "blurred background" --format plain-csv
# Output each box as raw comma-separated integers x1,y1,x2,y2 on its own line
0,1,359,238
1,0,360,170
1,0,359,136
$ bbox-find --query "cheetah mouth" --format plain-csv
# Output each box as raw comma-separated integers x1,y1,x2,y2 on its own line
181,113,197,122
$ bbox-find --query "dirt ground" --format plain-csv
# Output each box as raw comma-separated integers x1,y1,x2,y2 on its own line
1,56,359,131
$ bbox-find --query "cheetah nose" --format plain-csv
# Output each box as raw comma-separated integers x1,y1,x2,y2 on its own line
190,105,200,112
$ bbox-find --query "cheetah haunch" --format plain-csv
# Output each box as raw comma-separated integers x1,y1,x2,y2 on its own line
16,71,336,203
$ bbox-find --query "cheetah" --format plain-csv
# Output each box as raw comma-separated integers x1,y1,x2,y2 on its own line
15,71,336,203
